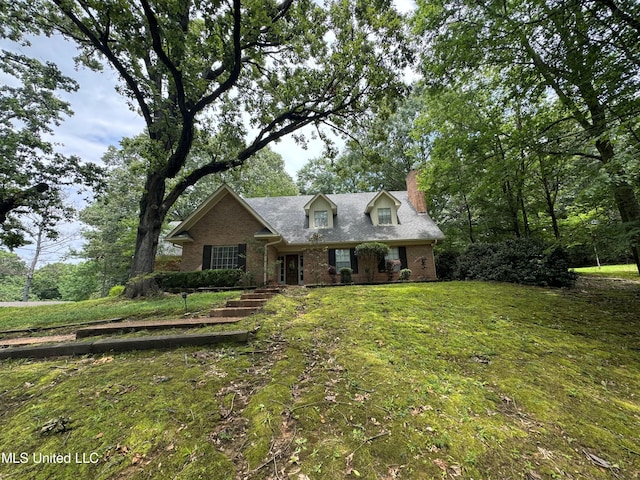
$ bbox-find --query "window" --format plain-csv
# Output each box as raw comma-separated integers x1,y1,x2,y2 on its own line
385,247,401,271
335,249,351,270
211,245,239,269
314,210,328,228
377,207,392,225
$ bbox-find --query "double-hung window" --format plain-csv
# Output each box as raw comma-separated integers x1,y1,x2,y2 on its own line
377,207,392,225
314,210,328,228
385,247,401,271
335,248,351,270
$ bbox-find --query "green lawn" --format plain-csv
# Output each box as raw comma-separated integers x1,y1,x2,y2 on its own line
0,291,239,332
0,280,638,479
574,263,639,280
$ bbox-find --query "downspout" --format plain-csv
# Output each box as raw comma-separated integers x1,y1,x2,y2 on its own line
263,238,282,285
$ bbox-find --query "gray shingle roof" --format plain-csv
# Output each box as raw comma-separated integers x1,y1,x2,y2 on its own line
245,191,445,245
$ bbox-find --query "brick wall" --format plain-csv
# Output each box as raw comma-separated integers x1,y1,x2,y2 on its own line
303,243,437,285
180,193,266,284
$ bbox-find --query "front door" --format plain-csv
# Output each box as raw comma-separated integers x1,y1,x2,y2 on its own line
285,255,299,285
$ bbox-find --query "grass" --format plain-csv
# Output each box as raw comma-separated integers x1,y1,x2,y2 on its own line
574,263,639,281
0,279,638,479
0,291,239,331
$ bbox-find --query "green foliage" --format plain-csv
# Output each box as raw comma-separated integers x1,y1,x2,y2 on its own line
108,285,125,297
0,41,103,247
447,239,577,288
8,0,410,289
399,268,411,281
58,261,101,301
0,250,26,301
355,242,390,282
30,263,73,300
413,0,640,271
154,269,245,290
339,267,353,284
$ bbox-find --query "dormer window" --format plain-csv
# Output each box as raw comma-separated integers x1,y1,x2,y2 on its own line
314,210,328,228
304,193,337,229
377,208,392,225
365,191,401,226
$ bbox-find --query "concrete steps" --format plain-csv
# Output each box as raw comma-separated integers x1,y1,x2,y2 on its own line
209,287,281,317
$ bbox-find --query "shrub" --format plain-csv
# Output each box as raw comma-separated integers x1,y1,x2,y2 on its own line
154,269,246,290
434,249,462,281
399,268,412,281
455,239,577,288
355,242,390,282
385,259,401,281
327,265,337,283
108,285,125,297
339,267,353,284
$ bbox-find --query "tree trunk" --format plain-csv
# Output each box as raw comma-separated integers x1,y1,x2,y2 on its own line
125,173,168,297
542,179,561,239
596,138,640,274
504,180,521,238
22,222,44,301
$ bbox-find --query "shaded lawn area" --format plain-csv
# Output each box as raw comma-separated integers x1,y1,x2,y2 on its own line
574,263,639,281
0,279,638,479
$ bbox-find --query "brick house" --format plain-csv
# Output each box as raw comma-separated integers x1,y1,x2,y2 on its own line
165,171,445,285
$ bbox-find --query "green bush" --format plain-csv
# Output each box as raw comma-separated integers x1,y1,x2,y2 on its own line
108,285,125,297
339,267,353,284
155,269,245,290
355,242,390,282
399,268,412,281
454,239,577,288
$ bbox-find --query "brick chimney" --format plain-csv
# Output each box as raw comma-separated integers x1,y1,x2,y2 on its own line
406,170,428,214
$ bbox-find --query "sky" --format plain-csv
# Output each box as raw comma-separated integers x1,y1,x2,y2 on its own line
2,0,417,265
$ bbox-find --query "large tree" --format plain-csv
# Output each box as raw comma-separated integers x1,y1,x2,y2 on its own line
80,137,298,296
0,39,101,247
415,0,640,272
14,0,410,295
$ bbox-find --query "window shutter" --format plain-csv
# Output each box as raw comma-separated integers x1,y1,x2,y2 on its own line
237,243,247,271
378,256,386,273
328,248,336,267
202,245,212,270
350,248,358,273
399,246,408,269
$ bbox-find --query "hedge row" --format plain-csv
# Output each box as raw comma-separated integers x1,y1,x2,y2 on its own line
436,239,577,288
154,269,246,289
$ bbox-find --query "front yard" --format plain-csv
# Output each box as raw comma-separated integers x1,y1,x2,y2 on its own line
0,278,638,479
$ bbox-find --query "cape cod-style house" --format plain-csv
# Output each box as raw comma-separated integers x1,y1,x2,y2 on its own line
165,171,445,285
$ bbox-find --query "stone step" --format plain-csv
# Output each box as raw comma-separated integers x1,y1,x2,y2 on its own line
210,306,259,318
254,287,282,294
226,299,267,308
241,292,276,300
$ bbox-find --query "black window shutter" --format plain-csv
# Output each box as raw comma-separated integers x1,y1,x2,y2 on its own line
350,248,358,273
378,255,386,273
328,248,336,267
202,245,212,270
399,246,408,269
237,243,247,271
